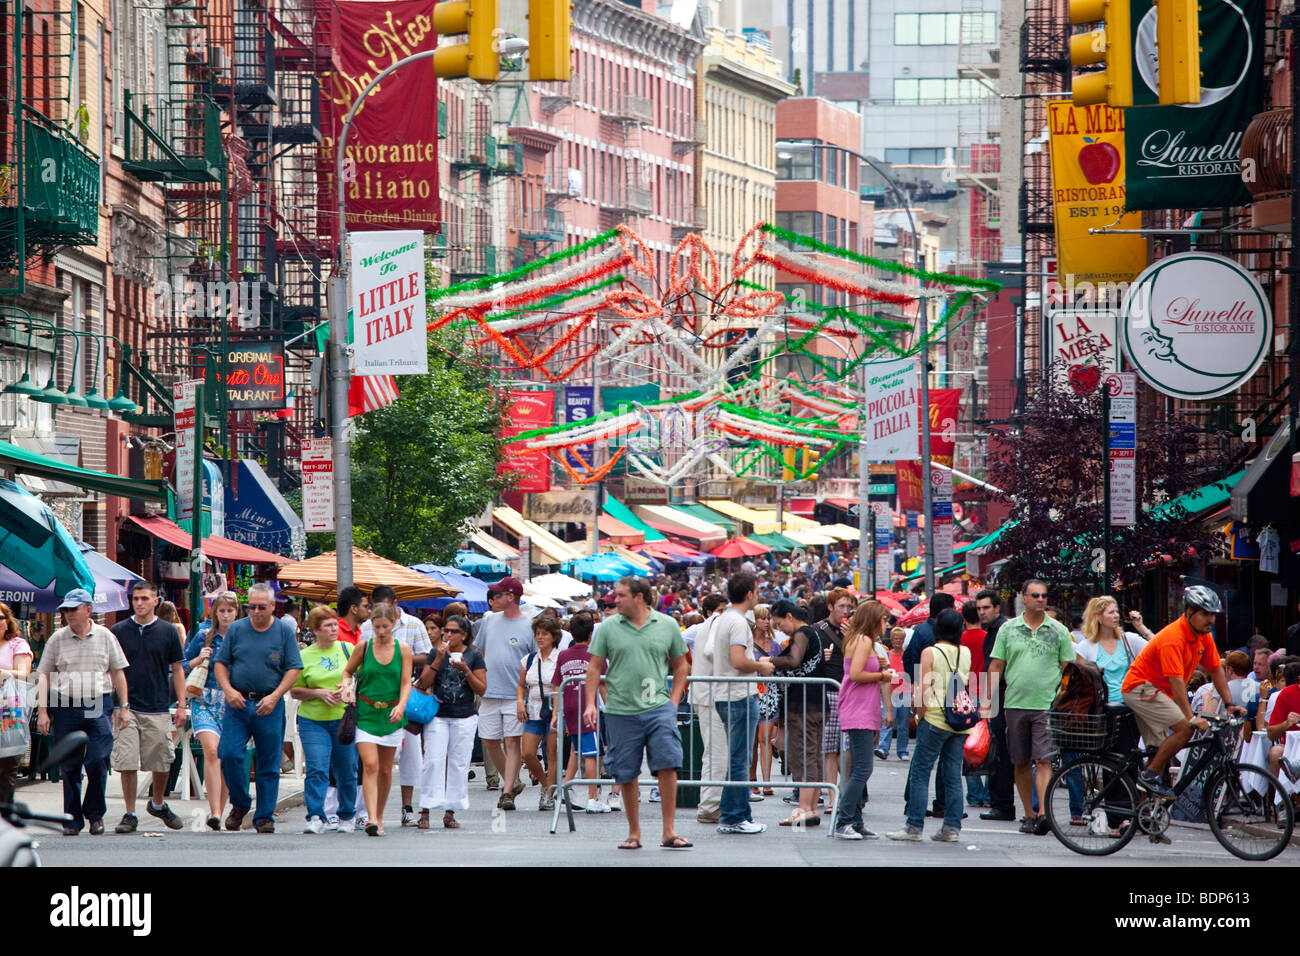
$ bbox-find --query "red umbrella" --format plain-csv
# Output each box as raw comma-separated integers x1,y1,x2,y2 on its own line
896,593,969,627
710,537,772,559
871,591,908,616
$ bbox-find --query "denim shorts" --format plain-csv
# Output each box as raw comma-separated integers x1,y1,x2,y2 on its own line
523,718,551,737
603,701,682,784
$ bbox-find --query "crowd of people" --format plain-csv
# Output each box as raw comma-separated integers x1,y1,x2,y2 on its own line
6,557,1299,852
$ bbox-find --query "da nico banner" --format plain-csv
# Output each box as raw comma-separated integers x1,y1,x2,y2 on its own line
350,231,427,375
319,0,440,237
1047,101,1147,284
1120,252,1271,400
1124,0,1263,210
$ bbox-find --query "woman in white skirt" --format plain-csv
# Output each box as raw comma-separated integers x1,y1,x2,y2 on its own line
415,614,486,829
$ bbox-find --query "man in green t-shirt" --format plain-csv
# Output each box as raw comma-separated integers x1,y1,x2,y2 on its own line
985,579,1075,835
585,576,690,851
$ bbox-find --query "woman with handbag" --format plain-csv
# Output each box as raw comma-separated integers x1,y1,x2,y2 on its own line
182,591,239,829
0,601,33,806
415,614,486,829
517,617,561,812
291,606,359,833
341,603,411,836
888,608,974,843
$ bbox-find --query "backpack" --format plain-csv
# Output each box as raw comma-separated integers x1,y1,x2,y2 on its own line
937,643,979,731
1052,660,1108,716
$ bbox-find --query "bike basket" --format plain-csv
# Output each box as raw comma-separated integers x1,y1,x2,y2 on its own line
1048,710,1118,752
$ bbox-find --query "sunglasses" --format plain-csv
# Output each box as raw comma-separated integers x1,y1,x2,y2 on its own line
248,604,271,611
1026,593,1048,600
444,626,465,634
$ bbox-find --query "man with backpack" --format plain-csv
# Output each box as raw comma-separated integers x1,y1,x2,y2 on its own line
984,579,1076,835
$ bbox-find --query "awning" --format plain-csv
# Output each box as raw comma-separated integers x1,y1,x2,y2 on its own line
493,505,584,565
824,498,857,512
698,499,784,535
672,502,740,534
745,506,818,531
784,527,838,547
222,459,305,559
467,528,519,562
818,523,861,541
10,435,83,495
640,539,705,561
125,514,291,564
0,438,169,503
749,531,800,552
1231,422,1288,524
788,497,816,516
603,544,654,571
634,504,727,550
603,496,665,541
598,513,645,547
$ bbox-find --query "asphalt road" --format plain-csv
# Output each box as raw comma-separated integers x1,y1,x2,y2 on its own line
20,757,1295,867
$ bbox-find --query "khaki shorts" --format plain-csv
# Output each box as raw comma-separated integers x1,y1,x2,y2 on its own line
111,711,176,773
1121,684,1186,747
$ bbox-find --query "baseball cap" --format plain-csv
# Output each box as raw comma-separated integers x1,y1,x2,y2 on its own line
601,590,617,606
487,577,523,598
58,588,94,609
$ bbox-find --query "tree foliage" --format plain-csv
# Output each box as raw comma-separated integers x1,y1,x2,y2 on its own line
986,364,1230,589
345,328,508,565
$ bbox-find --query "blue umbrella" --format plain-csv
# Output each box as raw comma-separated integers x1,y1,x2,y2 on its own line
405,564,491,613
0,478,93,596
0,542,138,612
454,550,510,582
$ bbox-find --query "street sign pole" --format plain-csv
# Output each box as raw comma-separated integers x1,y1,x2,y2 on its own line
1102,387,1111,590
189,381,204,628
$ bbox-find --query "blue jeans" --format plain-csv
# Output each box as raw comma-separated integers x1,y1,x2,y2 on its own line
878,697,911,757
219,695,286,824
49,696,114,830
835,729,876,831
966,773,990,805
715,696,758,825
904,721,965,831
297,716,358,822
1061,750,1083,817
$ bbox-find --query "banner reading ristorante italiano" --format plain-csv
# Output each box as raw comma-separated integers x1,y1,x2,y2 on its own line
1124,0,1264,210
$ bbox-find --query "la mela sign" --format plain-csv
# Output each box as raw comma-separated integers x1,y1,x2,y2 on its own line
1120,253,1271,400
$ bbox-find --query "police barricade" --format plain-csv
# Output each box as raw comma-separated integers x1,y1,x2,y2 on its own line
550,674,845,839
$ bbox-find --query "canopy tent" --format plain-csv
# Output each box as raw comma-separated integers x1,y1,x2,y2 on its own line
563,553,650,582
277,548,459,602
710,537,771,559
0,541,142,613
638,539,707,565
0,478,94,597
748,531,800,552
405,564,491,613
597,513,645,547
818,523,861,541
126,515,291,565
492,505,584,565
454,550,510,581
525,572,593,601
521,591,563,610
466,528,519,563
633,504,727,550
602,497,665,541
602,544,654,571
698,499,784,535
783,527,838,547
671,503,740,534
749,507,818,531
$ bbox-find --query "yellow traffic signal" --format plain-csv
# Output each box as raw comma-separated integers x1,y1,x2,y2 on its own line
432,0,499,83
528,0,572,81
1156,0,1200,105
1069,0,1132,107
801,448,820,482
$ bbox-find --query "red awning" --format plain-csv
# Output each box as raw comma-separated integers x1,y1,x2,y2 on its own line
825,498,857,510
788,498,815,516
598,514,645,546
640,518,717,543
641,539,703,560
126,515,292,565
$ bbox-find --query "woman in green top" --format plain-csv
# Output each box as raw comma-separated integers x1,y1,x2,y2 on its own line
291,606,359,834
342,603,411,836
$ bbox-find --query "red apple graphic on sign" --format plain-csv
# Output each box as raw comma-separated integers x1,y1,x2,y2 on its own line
1068,364,1102,395
1077,136,1121,185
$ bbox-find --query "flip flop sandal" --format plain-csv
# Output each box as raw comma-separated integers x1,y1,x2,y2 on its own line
417,812,430,830
618,837,642,849
660,835,693,849
365,823,380,836
444,814,461,829
511,781,526,797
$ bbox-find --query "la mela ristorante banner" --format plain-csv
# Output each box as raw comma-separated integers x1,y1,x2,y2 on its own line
320,0,440,236
349,230,427,375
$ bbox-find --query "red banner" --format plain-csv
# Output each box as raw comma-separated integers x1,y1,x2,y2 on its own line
319,1,440,237
927,388,962,466
500,391,555,493
896,461,924,512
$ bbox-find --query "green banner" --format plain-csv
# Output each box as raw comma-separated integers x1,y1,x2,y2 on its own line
1124,0,1263,211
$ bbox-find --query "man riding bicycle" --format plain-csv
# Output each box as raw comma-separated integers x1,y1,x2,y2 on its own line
1120,586,1245,799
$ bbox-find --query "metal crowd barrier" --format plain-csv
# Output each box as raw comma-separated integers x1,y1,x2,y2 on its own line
550,674,845,839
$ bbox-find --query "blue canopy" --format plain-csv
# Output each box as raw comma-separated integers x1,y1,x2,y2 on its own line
454,550,510,581
223,459,304,559
0,478,94,597
405,564,491,613
562,553,650,582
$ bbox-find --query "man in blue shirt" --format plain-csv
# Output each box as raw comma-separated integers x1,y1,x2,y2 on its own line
214,582,302,832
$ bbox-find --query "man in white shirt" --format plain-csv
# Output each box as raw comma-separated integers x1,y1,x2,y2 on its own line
687,593,728,823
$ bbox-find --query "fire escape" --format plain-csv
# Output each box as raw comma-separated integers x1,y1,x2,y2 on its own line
447,87,522,282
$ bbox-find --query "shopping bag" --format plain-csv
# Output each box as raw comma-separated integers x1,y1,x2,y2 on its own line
0,675,32,759
963,719,990,767
185,662,209,698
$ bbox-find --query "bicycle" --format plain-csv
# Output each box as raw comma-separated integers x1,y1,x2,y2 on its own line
1043,708,1294,861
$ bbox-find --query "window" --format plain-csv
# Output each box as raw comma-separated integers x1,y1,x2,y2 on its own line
894,13,996,46
776,139,821,180
892,78,987,104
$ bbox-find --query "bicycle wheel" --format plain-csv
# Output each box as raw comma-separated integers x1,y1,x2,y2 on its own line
1045,756,1140,856
1204,762,1295,861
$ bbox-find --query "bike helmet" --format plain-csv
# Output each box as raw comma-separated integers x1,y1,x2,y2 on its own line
1183,585,1222,615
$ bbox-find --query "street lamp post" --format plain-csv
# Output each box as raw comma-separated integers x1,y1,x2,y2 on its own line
776,141,937,596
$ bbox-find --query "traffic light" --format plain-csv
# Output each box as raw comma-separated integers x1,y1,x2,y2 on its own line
782,447,797,482
528,0,572,81
432,0,499,83
1068,0,1132,107
1156,0,1200,105
801,448,820,482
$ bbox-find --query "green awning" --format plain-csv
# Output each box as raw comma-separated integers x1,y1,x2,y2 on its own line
750,531,801,552
0,439,170,503
602,497,664,541
673,503,739,533
1147,470,1244,521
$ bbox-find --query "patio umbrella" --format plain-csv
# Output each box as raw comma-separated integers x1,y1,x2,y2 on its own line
869,591,908,616
710,537,771,559
406,564,491,613
0,542,141,613
0,478,93,596
454,549,511,582
896,593,970,628
277,548,459,602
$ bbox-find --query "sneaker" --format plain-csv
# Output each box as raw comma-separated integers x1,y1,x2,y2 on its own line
401,805,415,827
717,819,767,834
886,827,923,841
354,817,369,832
1137,770,1176,800
874,748,888,760
749,791,764,802
649,786,661,803
114,813,138,834
325,816,341,832
486,777,500,791
834,824,864,840
852,823,879,839
898,753,910,761
147,802,184,830
607,792,623,811
585,799,612,814
304,816,325,834
1281,758,1300,784
539,792,556,812
931,825,961,842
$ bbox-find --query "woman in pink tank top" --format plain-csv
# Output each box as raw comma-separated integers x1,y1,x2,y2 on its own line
833,601,895,840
